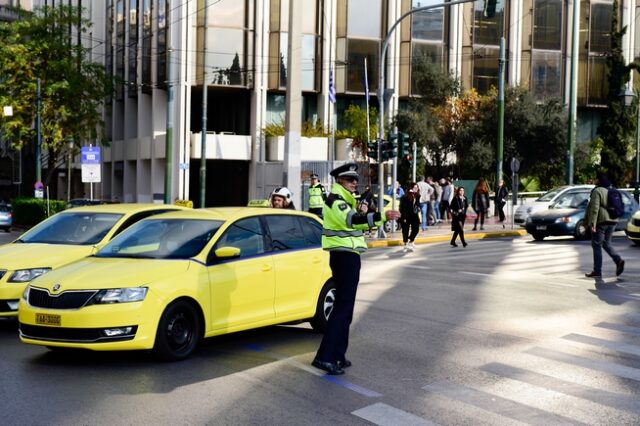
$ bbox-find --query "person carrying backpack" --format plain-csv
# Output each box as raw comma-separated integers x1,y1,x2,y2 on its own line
584,171,625,278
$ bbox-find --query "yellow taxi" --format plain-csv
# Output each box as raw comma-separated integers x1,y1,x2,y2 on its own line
18,208,334,361
626,209,640,245
0,204,185,317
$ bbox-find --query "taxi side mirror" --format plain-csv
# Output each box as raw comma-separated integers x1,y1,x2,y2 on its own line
214,246,241,259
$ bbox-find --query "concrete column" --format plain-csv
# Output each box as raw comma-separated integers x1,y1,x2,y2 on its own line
284,0,302,209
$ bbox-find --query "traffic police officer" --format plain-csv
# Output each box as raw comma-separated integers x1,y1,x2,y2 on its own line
312,162,400,375
307,173,326,217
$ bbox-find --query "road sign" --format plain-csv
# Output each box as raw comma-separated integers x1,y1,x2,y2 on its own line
34,189,44,199
34,181,44,190
81,163,101,183
81,146,101,165
510,157,520,173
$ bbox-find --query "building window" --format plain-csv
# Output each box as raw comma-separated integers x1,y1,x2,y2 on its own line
141,0,152,93
472,0,505,93
156,0,167,90
116,0,125,101
578,1,612,106
269,0,318,91
530,0,563,100
106,0,114,104
128,0,138,98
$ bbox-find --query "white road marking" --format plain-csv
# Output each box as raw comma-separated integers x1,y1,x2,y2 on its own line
352,402,439,426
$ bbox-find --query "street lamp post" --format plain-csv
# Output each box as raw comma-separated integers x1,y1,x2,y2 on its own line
619,87,640,202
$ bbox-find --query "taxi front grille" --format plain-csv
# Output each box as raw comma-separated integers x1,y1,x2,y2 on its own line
634,218,640,227
27,288,97,309
0,270,6,280
19,324,138,343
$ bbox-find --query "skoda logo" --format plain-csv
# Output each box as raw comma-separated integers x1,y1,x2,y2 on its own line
52,284,61,292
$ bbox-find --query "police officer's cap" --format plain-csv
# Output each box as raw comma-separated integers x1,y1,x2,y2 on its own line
330,162,359,179
310,173,319,179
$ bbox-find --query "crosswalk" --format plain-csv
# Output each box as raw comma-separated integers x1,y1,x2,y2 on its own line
350,312,640,425
351,239,640,425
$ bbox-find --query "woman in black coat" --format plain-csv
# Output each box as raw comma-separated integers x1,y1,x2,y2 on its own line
450,186,468,247
472,178,490,230
399,182,421,252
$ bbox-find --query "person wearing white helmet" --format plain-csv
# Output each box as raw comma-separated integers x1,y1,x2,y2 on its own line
270,187,296,209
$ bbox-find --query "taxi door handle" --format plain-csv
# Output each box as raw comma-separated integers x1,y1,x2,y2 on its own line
312,256,322,263
262,264,272,272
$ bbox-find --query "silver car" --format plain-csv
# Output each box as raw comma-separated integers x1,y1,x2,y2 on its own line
514,185,594,225
0,204,12,232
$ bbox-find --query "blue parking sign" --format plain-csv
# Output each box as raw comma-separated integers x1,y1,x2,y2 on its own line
81,146,101,165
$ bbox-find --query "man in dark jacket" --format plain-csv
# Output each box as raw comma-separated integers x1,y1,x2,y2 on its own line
585,172,625,278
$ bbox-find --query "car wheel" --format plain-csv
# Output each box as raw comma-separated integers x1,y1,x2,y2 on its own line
310,280,336,333
153,300,201,362
574,220,588,240
634,239,640,246
532,233,545,241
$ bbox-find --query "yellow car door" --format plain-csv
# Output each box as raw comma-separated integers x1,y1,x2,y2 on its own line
265,214,326,318
207,217,276,331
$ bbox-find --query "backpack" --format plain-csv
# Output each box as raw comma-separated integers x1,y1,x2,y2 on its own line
606,187,625,219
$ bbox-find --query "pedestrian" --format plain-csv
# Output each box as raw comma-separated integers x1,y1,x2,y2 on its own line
399,182,420,252
312,162,400,375
270,187,296,209
440,178,452,221
472,178,490,230
428,177,442,223
450,186,468,247
495,179,509,228
584,171,625,278
308,173,326,217
386,180,405,199
417,176,433,231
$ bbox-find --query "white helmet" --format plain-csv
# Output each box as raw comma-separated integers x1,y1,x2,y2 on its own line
270,187,292,204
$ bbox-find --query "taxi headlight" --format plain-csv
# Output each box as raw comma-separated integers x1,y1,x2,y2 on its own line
9,268,51,283
92,287,148,304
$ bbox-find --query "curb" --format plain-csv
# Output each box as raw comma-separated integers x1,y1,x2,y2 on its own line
366,229,528,248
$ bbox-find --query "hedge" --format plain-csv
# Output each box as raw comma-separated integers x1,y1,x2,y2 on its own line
12,197,67,227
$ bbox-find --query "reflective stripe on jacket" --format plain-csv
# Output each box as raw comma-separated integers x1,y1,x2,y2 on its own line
322,183,383,253
308,183,326,209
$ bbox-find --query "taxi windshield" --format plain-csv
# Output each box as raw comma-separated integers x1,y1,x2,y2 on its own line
19,212,123,245
96,219,223,259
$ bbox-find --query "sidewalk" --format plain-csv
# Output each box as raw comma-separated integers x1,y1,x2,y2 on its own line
366,215,527,248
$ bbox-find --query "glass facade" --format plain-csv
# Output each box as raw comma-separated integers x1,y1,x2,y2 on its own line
156,0,167,89
128,0,138,98
201,0,255,88
407,0,446,95
531,0,563,100
472,0,505,93
106,0,114,103
141,0,152,93
578,0,612,106
115,0,125,100
269,0,318,91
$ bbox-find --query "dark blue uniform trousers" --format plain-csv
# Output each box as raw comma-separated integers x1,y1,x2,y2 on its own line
315,250,361,363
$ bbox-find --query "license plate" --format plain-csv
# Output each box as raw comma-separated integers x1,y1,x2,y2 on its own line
35,313,61,326
536,225,547,230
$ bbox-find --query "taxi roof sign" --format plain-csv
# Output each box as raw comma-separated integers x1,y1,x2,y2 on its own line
247,199,270,207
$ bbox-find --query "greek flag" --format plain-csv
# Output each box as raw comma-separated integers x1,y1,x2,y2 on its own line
328,69,336,103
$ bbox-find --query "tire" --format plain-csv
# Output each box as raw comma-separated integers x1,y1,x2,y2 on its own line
310,281,336,333
532,233,545,241
633,239,640,246
153,300,201,362
574,220,588,240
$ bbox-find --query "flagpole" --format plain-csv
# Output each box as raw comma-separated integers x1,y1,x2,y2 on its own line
364,57,370,153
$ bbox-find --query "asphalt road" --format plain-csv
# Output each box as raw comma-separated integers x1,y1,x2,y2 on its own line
2,234,640,425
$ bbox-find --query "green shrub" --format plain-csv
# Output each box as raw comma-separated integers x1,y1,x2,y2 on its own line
12,197,67,227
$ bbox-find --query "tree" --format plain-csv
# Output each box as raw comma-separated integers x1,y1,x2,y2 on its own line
0,5,111,189
395,54,459,181
597,0,639,185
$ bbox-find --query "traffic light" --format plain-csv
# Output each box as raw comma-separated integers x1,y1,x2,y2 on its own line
366,140,378,161
398,132,410,158
484,0,497,18
379,140,397,161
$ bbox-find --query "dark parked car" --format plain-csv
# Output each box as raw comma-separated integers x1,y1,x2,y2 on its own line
0,204,12,232
525,188,638,241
